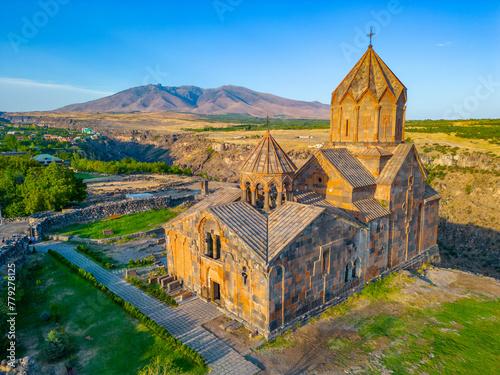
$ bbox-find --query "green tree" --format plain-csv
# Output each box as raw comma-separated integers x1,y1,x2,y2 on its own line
3,134,18,151
21,163,87,214
0,155,87,217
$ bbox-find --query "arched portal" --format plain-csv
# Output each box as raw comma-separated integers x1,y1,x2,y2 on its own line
207,267,223,304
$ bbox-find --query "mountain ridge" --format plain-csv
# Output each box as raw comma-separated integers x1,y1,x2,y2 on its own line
57,84,330,118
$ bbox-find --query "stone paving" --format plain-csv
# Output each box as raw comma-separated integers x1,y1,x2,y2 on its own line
38,241,261,375
110,264,160,274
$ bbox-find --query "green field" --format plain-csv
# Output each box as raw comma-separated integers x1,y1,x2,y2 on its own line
74,172,103,180
352,298,500,374
54,209,178,239
15,253,206,374
260,272,500,374
406,119,500,145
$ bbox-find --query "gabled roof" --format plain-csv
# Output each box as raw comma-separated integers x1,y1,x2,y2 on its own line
168,187,241,225
319,148,376,188
353,198,390,222
168,190,363,264
294,190,361,226
239,131,297,175
353,147,392,158
376,144,427,186
209,202,267,256
333,46,406,104
423,185,441,203
268,203,325,261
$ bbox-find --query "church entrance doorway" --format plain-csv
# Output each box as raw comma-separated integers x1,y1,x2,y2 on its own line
212,281,221,304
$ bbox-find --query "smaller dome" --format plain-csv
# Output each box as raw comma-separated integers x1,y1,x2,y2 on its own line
239,131,297,175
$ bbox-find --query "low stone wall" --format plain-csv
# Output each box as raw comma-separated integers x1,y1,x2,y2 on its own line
3,210,55,224
51,226,166,244
0,236,29,267
32,195,193,240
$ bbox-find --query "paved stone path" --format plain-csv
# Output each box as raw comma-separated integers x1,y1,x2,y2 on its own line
38,242,261,375
110,264,160,274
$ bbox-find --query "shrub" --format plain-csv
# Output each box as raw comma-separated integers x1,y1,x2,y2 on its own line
50,303,62,322
40,310,51,321
42,329,70,361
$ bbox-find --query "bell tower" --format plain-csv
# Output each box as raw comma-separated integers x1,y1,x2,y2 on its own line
329,46,407,152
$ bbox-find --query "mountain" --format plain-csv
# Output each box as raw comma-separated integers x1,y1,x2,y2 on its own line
57,84,330,118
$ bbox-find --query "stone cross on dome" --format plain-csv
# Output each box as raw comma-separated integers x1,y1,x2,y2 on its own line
367,26,375,47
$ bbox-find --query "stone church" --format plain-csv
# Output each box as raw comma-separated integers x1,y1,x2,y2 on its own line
163,46,440,339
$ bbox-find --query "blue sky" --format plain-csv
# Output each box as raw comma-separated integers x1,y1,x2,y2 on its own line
0,0,499,119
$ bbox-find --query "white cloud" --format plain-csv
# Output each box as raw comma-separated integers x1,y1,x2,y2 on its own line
436,42,451,47
0,77,114,96
0,77,115,111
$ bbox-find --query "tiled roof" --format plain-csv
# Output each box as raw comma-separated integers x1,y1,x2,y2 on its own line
294,190,364,226
376,144,414,185
333,46,406,103
294,190,336,208
423,185,441,202
353,147,392,157
209,202,267,255
169,190,364,262
239,131,297,175
168,187,241,225
353,198,390,222
268,203,325,260
320,148,376,188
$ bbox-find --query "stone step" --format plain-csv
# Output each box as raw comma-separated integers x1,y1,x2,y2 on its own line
180,291,193,301
226,321,243,332
160,275,175,287
220,319,243,332
167,280,181,293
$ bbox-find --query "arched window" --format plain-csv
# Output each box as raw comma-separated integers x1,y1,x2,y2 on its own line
352,258,361,279
345,263,351,283
345,119,349,137
322,250,329,275
200,218,221,260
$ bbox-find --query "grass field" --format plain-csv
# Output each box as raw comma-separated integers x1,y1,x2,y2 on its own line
74,172,103,180
258,270,500,374
53,209,178,239
16,253,206,375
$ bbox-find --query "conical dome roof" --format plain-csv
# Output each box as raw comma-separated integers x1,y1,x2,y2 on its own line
240,131,297,175
333,46,406,103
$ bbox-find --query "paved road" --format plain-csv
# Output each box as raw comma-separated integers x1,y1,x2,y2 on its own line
38,241,261,375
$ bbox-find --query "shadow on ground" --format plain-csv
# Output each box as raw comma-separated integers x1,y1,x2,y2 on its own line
437,217,500,279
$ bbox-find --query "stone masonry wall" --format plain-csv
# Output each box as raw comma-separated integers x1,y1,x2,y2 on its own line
0,236,29,267
267,244,440,340
268,213,364,333
165,211,269,334
32,195,193,240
